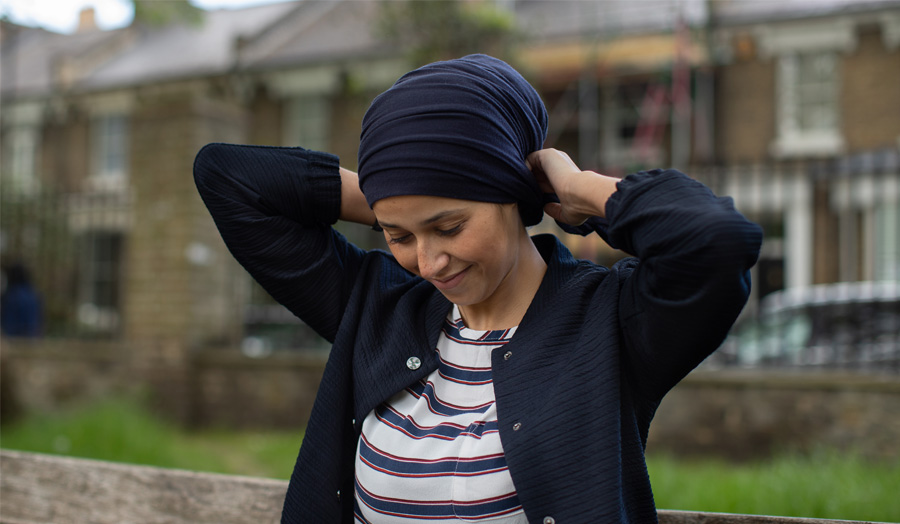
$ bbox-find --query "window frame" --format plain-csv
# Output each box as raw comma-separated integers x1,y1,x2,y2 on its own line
282,95,330,151
77,230,125,335
753,19,856,158
89,112,130,192
772,50,843,158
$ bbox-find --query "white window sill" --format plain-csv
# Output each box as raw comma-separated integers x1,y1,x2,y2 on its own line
770,132,844,159
86,174,128,194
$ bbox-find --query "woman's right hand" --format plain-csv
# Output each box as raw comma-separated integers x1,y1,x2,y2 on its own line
526,148,619,226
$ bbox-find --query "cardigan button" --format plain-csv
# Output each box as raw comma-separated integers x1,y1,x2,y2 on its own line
336,490,340,501
543,517,555,524
503,350,512,360
512,422,522,431
406,356,422,370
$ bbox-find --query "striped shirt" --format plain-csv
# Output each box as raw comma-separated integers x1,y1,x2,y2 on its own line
354,305,525,523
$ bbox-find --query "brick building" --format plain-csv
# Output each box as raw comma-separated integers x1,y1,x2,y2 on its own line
708,0,900,295
1,0,898,424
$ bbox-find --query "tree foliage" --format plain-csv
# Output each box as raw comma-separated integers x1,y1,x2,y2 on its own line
377,0,520,67
131,0,203,28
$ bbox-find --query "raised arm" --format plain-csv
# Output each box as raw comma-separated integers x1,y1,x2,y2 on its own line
193,143,370,343
528,149,763,401
526,148,620,222
339,167,377,226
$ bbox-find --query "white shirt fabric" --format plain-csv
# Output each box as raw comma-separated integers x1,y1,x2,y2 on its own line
354,305,526,523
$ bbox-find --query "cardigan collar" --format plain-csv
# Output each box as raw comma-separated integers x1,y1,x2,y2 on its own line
351,234,581,423
522,234,581,324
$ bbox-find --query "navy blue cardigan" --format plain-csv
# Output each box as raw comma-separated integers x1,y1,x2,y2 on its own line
193,143,762,523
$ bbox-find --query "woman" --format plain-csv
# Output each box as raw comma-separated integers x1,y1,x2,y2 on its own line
194,55,762,523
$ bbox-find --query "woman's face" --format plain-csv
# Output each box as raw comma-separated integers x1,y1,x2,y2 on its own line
372,195,527,308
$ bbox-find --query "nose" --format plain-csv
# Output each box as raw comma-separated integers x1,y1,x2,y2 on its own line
416,239,449,280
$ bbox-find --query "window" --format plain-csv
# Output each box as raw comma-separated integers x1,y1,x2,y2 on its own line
2,126,40,195
773,51,843,157
90,114,129,191
755,19,856,158
77,231,124,334
874,203,899,281
283,96,329,151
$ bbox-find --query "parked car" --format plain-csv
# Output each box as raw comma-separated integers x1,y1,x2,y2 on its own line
708,281,900,372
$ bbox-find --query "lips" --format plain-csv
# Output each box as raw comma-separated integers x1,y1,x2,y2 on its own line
430,266,471,291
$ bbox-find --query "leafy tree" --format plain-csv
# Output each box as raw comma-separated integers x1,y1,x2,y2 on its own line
131,0,203,28
377,0,520,67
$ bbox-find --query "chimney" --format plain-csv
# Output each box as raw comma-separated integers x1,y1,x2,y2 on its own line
77,7,98,33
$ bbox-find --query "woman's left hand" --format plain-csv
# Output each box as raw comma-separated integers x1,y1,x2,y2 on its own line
526,148,620,225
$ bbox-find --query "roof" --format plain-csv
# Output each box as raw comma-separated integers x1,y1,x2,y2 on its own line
0,22,127,98
516,0,708,42
77,2,298,90
2,0,899,99
711,0,900,26
235,1,386,70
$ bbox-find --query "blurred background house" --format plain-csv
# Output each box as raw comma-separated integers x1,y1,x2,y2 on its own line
1,0,898,454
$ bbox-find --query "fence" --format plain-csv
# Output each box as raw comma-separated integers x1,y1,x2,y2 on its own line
0,185,132,339
0,450,890,524
690,153,900,373
2,155,898,366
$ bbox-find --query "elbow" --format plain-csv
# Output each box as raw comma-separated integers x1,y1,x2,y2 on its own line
702,215,764,272
192,142,232,190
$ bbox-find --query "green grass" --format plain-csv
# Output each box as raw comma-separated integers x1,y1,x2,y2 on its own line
3,397,898,521
0,396,301,480
648,451,900,522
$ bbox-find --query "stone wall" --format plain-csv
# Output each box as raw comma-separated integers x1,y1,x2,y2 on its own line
126,92,248,349
842,27,900,152
3,340,899,461
0,339,325,429
715,45,775,163
648,370,900,461
190,350,326,428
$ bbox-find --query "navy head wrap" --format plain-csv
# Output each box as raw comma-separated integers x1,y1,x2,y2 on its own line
358,54,548,226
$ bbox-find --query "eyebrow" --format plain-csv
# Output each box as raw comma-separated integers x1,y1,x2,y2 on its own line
378,209,466,230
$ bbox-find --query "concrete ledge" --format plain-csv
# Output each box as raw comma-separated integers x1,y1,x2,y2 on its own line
684,370,900,393
0,450,285,524
0,450,890,524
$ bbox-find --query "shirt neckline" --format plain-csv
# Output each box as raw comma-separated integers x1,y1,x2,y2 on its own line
449,304,518,341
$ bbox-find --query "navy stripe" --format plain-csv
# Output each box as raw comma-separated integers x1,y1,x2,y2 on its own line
358,434,509,478
375,404,498,440
442,320,513,345
406,380,493,416
435,349,493,385
355,476,522,520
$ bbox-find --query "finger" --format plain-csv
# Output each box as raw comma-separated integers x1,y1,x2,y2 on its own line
554,149,579,170
525,151,543,176
528,151,554,193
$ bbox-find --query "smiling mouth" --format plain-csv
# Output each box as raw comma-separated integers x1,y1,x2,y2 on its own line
431,266,471,291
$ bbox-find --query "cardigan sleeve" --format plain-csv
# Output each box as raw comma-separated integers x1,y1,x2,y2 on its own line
193,143,367,343
605,169,763,402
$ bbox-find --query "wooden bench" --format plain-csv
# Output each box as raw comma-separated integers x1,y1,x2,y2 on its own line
0,450,888,524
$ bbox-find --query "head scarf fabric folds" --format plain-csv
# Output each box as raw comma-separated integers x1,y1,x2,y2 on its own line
357,54,548,226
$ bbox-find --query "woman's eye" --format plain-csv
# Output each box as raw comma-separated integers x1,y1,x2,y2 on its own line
388,234,411,245
437,224,462,237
